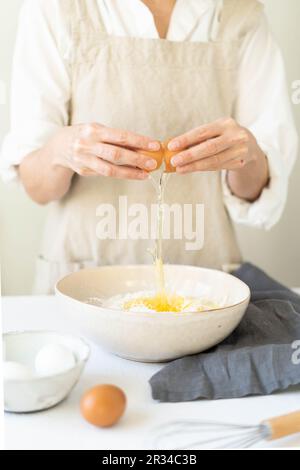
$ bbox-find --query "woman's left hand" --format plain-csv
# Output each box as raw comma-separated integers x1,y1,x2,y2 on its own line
168,117,264,174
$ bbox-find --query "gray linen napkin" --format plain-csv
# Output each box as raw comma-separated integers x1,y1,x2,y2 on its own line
150,263,300,402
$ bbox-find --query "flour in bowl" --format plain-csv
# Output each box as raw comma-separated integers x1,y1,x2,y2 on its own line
87,291,220,313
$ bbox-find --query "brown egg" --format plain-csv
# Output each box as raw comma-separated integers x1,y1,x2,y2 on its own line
141,147,164,171
162,141,177,173
80,385,127,428
139,141,178,173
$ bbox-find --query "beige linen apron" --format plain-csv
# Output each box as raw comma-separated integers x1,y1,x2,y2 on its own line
34,0,262,294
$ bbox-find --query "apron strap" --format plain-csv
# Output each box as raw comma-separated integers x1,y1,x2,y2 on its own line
216,0,263,42
70,0,107,34
59,0,107,65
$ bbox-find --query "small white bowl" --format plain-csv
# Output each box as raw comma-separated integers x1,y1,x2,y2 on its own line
3,331,90,413
56,265,250,363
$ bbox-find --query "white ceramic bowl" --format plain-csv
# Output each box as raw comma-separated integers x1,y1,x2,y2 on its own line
3,331,90,413
55,265,250,363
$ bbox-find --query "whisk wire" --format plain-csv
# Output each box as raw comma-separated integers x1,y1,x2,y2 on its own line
152,420,261,450
153,419,256,433
170,430,260,451
217,431,263,450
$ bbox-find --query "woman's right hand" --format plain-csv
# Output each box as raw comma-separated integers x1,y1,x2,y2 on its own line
51,123,161,180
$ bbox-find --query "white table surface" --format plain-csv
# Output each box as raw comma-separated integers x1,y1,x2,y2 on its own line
2,295,300,451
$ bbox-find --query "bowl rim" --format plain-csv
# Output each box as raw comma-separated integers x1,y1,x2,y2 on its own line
55,264,251,318
3,330,91,384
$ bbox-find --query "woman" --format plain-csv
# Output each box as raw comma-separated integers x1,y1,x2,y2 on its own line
1,0,298,294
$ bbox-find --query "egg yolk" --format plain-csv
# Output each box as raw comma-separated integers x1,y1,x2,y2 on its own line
124,293,190,313
123,257,195,313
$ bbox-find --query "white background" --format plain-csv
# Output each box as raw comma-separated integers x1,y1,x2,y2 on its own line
0,0,300,294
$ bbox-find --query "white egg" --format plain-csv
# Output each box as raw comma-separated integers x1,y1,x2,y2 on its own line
35,343,76,377
3,361,33,381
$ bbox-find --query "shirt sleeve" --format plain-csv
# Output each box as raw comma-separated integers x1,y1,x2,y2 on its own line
223,11,298,230
0,0,71,183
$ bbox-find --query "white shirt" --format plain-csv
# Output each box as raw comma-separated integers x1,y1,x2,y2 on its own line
0,0,298,230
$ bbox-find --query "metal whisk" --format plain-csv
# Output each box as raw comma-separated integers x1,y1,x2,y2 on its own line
151,410,300,450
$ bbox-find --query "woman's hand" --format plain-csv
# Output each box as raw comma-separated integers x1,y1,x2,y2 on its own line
169,118,261,172
168,117,269,202
19,123,160,205
52,123,160,180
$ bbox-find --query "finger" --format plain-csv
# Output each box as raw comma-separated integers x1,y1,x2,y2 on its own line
96,160,150,180
79,123,160,151
176,146,248,174
168,118,240,152
74,154,149,180
171,135,232,167
75,141,158,171
168,120,227,151
100,127,161,151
